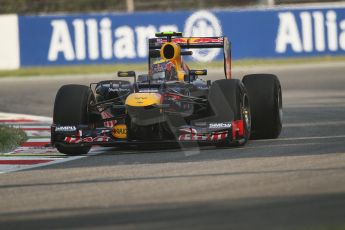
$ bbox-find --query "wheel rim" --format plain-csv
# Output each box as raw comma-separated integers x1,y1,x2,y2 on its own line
242,95,251,137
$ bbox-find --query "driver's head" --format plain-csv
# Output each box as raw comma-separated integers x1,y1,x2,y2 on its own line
165,61,177,81
150,60,177,81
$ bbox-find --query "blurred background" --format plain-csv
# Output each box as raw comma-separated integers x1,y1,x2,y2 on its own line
1,0,345,14
1,0,345,73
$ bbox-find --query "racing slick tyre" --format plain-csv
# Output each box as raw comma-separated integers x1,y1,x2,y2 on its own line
242,74,282,139
208,79,251,146
53,84,92,155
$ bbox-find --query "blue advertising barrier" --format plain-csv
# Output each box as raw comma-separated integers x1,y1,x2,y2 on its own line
18,6,345,67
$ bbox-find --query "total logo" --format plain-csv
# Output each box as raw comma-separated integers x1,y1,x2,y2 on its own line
112,124,127,139
47,11,222,63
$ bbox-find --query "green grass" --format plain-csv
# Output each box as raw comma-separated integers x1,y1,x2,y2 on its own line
0,56,345,77
0,125,27,153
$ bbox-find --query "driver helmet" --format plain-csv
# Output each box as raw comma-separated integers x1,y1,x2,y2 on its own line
150,60,178,81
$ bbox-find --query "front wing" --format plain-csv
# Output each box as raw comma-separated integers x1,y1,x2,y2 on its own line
51,120,246,147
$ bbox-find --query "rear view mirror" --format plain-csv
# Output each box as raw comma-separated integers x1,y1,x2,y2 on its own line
138,74,149,82
117,71,136,78
149,49,192,58
149,50,161,58
190,69,207,76
181,51,193,56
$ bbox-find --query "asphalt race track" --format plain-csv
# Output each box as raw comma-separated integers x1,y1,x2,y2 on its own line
0,62,345,229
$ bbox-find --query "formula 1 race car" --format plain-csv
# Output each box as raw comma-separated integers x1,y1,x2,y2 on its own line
51,31,282,155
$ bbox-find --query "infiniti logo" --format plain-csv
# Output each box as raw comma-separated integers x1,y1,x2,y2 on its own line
184,10,223,62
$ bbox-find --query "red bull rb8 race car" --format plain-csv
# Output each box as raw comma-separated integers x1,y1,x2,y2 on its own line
51,32,282,155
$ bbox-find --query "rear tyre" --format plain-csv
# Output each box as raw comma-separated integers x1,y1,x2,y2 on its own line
242,74,282,139
53,84,92,155
208,79,251,146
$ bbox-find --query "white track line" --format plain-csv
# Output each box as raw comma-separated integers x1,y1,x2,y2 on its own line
0,148,105,174
0,157,80,174
253,135,345,142
0,112,52,123
10,125,51,129
284,121,345,128
26,138,51,143
24,130,51,137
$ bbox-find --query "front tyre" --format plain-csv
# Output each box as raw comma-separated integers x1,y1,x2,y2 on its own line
209,79,251,146
53,84,93,155
242,74,282,139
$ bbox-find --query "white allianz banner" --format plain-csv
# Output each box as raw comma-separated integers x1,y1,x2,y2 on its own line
0,14,20,70
2,5,345,70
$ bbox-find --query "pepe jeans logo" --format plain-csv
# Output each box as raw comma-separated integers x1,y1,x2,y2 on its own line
184,10,223,62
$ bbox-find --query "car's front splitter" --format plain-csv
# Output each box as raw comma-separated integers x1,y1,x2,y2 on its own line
51,119,246,148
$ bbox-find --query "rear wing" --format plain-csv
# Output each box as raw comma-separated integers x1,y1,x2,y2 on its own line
148,36,231,79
